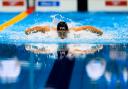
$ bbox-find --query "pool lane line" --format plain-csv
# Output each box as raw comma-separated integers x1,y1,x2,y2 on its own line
0,7,34,32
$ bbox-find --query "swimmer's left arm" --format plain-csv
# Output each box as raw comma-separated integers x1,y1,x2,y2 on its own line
71,26,103,36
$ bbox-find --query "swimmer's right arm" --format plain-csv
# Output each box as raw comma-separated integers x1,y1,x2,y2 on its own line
71,26,103,36
25,26,51,35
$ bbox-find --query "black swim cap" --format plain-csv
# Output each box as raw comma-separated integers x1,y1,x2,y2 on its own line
57,21,69,31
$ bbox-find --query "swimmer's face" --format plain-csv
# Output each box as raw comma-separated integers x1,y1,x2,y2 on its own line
58,27,68,39
57,21,69,39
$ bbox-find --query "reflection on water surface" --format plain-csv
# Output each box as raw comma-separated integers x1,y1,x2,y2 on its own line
0,43,127,89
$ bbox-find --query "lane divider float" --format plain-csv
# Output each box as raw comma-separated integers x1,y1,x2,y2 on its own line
0,7,35,31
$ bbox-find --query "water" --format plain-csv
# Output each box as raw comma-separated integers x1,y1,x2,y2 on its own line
0,12,128,89
0,12,128,44
0,43,127,89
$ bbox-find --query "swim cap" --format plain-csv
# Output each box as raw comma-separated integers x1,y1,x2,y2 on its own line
57,21,69,31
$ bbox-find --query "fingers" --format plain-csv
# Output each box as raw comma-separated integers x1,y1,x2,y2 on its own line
91,28,103,36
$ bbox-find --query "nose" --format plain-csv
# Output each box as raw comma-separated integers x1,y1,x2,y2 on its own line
60,32,65,39
58,31,67,39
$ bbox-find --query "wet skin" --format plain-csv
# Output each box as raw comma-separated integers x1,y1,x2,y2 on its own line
57,27,69,39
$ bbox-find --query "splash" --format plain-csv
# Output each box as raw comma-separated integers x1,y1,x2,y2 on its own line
0,14,128,44
51,14,72,25
50,14,80,28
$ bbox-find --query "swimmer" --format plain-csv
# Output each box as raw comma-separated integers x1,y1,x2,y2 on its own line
25,21,103,39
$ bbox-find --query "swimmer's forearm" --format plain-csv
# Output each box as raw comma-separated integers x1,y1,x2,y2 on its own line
84,26,103,36
72,26,103,36
25,26,50,35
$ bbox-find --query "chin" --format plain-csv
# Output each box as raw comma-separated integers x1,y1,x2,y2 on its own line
60,37,65,39
60,36,67,39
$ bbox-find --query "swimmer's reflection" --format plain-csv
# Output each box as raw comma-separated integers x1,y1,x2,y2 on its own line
25,44,103,58
25,43,103,89
45,44,75,89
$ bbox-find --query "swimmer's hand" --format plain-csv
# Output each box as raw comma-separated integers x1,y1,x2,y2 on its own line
72,26,103,36
25,26,50,35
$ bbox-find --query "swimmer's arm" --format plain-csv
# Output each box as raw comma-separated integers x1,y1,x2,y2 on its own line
71,26,103,36
25,26,56,35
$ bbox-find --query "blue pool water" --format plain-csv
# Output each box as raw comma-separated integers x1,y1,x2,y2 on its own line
0,12,128,89
0,12,128,44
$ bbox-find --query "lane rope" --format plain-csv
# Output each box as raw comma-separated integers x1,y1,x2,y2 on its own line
0,7,34,31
